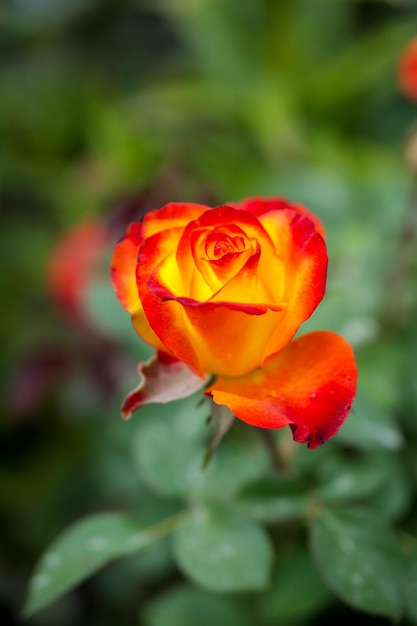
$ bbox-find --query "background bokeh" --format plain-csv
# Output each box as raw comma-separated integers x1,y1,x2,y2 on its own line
2,1,417,625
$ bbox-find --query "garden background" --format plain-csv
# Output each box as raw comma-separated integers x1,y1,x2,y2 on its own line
2,0,417,624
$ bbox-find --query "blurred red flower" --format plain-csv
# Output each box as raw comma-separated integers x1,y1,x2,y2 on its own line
398,37,417,101
47,221,107,321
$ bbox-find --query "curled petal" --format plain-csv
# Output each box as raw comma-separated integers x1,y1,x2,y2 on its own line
233,197,326,239
137,230,205,377
176,205,286,303
142,202,209,238
207,331,357,449
111,202,208,325
148,250,285,315
190,223,259,292
121,350,207,419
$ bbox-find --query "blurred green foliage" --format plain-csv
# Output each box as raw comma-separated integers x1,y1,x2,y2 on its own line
2,0,417,624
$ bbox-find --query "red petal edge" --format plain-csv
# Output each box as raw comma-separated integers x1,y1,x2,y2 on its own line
206,331,357,449
230,197,326,239
147,274,285,314
110,222,143,314
121,350,207,419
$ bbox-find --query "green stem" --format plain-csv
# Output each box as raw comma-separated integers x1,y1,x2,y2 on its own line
257,428,287,472
128,510,189,552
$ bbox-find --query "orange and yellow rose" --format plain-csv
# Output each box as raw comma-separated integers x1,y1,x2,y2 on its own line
111,198,357,448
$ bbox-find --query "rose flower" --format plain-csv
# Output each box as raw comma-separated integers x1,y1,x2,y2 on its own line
398,37,417,102
111,198,357,449
47,220,107,321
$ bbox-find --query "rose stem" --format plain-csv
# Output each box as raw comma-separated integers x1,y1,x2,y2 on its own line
257,428,287,472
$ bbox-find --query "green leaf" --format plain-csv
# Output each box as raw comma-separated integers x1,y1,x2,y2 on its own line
131,395,211,499
172,502,272,593
304,18,416,108
315,454,386,505
365,454,413,521
132,396,268,499
142,583,250,626
257,546,332,623
236,475,309,523
336,394,403,452
310,508,406,620
197,434,269,501
293,438,338,476
23,511,186,617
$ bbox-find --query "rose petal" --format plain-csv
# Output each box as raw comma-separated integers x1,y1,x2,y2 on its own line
190,223,259,292
234,197,326,238
111,202,208,314
111,222,143,314
207,331,357,449
259,209,328,365
176,205,285,303
121,350,207,419
111,222,166,350
148,250,285,314
142,202,209,238
146,258,287,376
137,230,205,377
